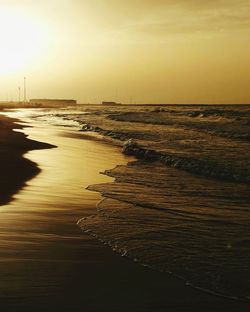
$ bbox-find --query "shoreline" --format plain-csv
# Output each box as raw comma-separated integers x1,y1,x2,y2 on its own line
0,114,54,205
0,110,249,311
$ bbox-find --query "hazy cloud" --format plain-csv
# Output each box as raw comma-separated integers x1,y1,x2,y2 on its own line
99,0,250,39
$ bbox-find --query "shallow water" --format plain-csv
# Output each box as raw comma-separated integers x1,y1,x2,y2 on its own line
81,161,250,300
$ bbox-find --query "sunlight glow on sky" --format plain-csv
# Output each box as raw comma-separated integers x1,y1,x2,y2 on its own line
0,7,49,75
0,0,249,104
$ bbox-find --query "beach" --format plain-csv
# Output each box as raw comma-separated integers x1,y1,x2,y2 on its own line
0,108,249,311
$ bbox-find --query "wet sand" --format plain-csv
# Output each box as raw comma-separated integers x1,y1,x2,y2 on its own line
0,110,248,311
0,114,53,205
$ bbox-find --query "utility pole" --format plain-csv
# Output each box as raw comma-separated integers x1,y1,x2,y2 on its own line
23,77,27,103
18,86,21,103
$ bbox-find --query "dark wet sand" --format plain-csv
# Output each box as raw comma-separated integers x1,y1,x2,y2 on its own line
0,112,248,312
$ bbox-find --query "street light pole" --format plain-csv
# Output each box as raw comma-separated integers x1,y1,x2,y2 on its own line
24,77,26,103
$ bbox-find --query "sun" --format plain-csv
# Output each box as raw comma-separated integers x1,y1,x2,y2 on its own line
0,8,48,75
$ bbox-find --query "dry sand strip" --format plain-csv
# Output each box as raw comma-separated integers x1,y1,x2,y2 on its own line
0,114,54,205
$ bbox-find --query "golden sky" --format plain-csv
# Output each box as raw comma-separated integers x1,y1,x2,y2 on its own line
0,0,249,104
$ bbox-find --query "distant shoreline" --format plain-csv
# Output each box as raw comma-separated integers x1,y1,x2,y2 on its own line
0,103,250,110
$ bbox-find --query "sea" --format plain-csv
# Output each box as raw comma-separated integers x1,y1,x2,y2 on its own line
8,105,250,302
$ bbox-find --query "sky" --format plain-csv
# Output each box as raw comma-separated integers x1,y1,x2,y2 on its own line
0,0,249,104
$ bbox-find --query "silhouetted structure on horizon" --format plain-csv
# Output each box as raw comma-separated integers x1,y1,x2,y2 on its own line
102,101,121,106
29,99,77,107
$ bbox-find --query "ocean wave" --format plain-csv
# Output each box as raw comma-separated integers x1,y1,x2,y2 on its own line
71,105,250,183
108,107,250,142
122,140,250,184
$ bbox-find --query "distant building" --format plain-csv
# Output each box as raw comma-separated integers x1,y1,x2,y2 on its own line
102,101,120,105
29,99,77,107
